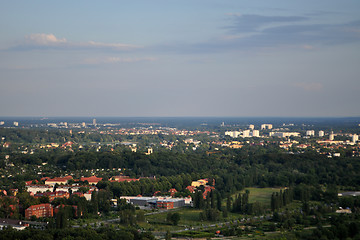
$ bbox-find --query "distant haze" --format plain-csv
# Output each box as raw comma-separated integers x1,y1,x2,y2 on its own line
1,1,360,117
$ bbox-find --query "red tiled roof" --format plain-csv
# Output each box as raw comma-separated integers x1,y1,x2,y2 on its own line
80,176,102,184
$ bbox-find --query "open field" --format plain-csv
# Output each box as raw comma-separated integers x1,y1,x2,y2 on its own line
144,208,214,231
230,187,284,207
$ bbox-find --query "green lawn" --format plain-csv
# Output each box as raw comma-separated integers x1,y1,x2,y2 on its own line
144,207,220,231
146,208,206,225
230,187,284,207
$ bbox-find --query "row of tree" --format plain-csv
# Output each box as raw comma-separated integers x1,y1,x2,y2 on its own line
271,188,293,211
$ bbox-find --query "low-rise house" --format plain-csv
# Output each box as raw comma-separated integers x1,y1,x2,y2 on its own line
0,218,29,230
84,189,96,201
191,179,208,187
203,186,215,199
169,188,178,197
186,186,195,193
336,208,352,214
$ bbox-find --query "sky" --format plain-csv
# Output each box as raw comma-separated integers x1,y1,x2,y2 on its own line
1,0,360,117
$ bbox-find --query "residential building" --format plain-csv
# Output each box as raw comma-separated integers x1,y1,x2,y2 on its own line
34,191,70,202
319,130,324,137
249,124,254,130
242,130,250,138
191,179,208,187
26,185,53,195
261,124,272,130
145,148,153,155
25,203,53,219
353,134,358,143
225,131,241,138
168,188,177,197
252,130,260,137
306,130,315,136
269,132,300,138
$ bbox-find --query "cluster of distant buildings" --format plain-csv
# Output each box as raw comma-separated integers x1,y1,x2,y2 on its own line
225,124,359,143
0,121,18,127
225,124,272,138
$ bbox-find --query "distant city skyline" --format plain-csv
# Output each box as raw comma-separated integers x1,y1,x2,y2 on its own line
1,1,360,117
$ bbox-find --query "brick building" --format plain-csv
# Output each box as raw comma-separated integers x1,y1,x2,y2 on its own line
34,191,70,202
25,203,53,219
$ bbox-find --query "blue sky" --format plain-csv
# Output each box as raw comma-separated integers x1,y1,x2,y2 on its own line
1,0,360,117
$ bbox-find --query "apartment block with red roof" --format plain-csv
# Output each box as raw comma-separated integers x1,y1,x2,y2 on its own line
34,191,70,202
25,203,53,219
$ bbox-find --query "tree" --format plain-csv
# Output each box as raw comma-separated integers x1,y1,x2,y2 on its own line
167,212,181,226
216,191,222,211
226,196,232,212
56,207,68,229
165,230,172,240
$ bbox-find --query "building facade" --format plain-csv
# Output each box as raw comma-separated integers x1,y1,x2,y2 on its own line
25,203,53,219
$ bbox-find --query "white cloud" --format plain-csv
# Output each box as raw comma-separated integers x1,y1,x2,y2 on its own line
20,33,142,51
26,33,67,45
85,41,141,50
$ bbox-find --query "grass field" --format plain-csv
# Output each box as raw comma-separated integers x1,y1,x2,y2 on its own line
230,187,284,207
144,207,212,231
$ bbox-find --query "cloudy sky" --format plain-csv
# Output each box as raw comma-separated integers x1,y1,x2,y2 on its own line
1,1,360,117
